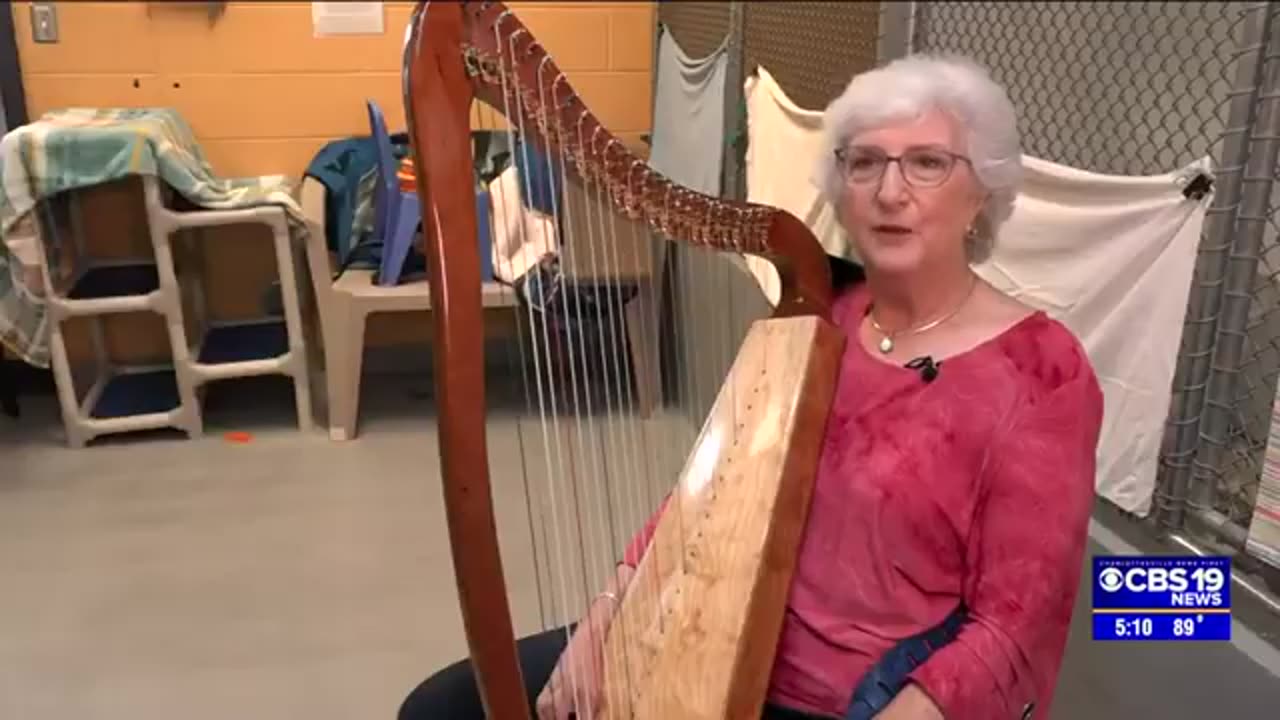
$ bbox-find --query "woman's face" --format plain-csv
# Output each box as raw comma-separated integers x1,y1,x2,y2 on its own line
835,107,987,276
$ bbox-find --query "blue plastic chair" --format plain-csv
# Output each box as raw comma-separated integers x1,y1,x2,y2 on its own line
367,99,423,286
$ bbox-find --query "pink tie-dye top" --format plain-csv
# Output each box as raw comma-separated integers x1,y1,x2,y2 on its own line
623,283,1104,719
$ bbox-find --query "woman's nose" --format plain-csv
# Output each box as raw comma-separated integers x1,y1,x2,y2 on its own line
875,162,910,205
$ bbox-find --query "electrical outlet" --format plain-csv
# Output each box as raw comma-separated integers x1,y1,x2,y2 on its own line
31,3,58,44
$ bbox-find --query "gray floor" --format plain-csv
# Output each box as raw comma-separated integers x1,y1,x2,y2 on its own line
3,373,1280,719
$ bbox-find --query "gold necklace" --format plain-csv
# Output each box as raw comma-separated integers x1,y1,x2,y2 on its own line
868,277,977,354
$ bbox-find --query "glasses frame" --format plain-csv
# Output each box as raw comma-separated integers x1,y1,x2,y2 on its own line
834,145,973,189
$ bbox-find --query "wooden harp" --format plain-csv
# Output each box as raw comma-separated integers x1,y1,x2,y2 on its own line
402,1,845,717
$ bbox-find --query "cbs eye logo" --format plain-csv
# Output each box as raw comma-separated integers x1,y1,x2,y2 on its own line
1098,567,1125,592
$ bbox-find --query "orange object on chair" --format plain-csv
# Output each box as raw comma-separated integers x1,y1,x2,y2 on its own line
397,157,416,191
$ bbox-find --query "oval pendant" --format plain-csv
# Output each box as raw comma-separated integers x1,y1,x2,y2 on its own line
878,336,894,354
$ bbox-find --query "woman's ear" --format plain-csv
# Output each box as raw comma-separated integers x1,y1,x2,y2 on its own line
972,186,991,214
967,188,990,233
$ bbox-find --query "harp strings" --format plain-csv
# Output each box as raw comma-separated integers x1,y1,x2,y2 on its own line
587,137,656,615
540,60,621,718
490,126,552,633
569,94,647,720
626,209,671,633
489,23,633,718
538,63,593,616
487,23,558,636
517,50,586,718
480,13,756,715
490,25,584,709
512,26,660,718
577,130,633,570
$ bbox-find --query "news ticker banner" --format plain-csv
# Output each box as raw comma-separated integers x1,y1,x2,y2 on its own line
1092,556,1232,641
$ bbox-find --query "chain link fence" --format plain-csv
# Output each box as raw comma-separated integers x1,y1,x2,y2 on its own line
741,2,880,112
655,2,1280,576
656,1,731,61
913,2,1243,176
904,2,1280,572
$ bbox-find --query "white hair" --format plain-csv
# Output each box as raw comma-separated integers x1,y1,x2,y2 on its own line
815,53,1022,261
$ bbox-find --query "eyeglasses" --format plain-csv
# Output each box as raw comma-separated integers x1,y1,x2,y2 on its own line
834,146,972,188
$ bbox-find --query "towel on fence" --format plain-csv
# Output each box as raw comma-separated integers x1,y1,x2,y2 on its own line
650,25,729,196
0,107,306,368
742,66,854,303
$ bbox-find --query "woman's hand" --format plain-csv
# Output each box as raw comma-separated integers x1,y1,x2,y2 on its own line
876,683,944,720
535,613,611,719
535,564,634,720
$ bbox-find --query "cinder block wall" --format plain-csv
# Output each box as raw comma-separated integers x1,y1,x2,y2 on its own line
10,1,654,361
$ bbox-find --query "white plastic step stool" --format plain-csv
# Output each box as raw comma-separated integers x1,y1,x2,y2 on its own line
34,175,313,447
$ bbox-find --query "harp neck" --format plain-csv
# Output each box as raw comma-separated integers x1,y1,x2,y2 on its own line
443,0,833,316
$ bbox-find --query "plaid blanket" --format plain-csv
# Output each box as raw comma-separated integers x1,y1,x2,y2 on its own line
0,107,305,367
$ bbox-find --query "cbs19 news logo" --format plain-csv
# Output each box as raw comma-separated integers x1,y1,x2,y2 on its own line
1096,563,1227,607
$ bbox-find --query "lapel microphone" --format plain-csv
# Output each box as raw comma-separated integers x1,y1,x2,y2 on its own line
905,355,941,383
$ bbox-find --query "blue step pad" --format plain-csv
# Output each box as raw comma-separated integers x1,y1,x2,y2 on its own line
90,369,180,419
197,321,289,365
69,263,159,300
85,322,290,421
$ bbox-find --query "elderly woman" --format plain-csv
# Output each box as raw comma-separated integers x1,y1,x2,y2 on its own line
399,53,1102,720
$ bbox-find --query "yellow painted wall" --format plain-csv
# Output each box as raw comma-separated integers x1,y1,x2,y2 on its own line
9,1,654,363
13,1,654,177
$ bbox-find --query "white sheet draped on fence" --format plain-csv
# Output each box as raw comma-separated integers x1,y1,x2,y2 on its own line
972,154,1209,515
743,63,1211,515
742,67,851,304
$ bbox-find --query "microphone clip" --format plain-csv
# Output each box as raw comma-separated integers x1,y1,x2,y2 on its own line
905,355,942,383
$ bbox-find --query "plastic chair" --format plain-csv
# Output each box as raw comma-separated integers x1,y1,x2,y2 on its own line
366,99,422,286
300,177,519,441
